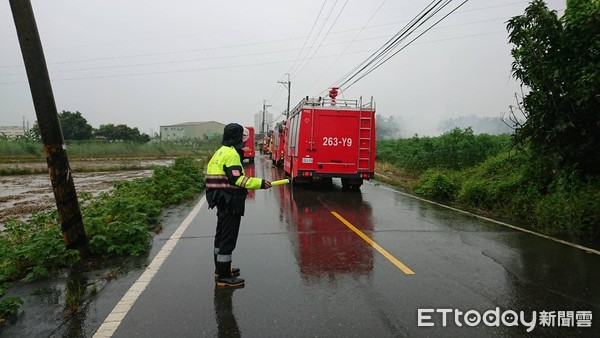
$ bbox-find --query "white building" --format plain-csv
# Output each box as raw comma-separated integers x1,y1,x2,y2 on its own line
159,121,226,141
0,126,26,138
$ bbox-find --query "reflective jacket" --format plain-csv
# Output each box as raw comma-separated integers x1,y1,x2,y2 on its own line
205,145,264,215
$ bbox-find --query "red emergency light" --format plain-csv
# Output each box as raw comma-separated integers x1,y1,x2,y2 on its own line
329,87,339,101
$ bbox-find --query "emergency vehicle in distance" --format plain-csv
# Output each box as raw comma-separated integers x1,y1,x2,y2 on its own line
277,87,376,191
270,122,286,167
242,126,255,162
261,134,271,155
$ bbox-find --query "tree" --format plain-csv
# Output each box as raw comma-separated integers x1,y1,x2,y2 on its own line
32,110,93,141
94,123,150,143
507,0,600,177
57,111,93,140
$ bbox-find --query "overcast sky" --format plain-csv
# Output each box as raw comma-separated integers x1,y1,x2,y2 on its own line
1,0,565,136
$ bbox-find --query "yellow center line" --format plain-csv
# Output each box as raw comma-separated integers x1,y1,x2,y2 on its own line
331,211,415,275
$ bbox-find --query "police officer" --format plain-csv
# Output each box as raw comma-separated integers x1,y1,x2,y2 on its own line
206,123,271,288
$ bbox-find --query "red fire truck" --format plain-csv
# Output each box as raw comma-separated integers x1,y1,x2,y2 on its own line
242,126,255,162
261,134,271,155
283,90,376,191
270,122,286,167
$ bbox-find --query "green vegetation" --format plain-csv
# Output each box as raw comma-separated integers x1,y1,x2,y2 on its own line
0,157,204,320
0,138,220,164
507,0,600,178
377,127,511,173
94,123,150,143
377,0,600,241
377,130,600,240
0,139,41,159
0,285,21,324
30,111,150,142
375,114,516,140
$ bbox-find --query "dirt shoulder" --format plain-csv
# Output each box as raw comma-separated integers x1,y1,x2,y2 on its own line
0,158,174,175
374,162,420,189
0,160,169,225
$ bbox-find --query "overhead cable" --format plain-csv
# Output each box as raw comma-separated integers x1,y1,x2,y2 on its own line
292,0,349,76
343,0,469,91
334,0,451,92
286,0,328,75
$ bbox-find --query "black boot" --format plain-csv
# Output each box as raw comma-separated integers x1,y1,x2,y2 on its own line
214,254,240,277
216,261,245,288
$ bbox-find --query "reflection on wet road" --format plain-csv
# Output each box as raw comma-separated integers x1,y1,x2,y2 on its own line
102,155,600,336
275,181,376,280
214,288,242,338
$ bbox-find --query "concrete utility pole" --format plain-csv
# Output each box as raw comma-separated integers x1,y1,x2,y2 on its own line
277,73,291,118
10,0,89,257
262,100,271,134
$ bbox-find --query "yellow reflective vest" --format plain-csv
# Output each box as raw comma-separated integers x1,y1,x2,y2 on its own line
206,145,263,190
205,146,263,215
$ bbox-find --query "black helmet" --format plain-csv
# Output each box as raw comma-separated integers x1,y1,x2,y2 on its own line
222,123,245,148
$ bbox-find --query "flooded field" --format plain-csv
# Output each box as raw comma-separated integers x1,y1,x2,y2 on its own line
0,160,172,227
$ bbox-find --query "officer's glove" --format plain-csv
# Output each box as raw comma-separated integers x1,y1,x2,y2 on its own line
261,180,272,189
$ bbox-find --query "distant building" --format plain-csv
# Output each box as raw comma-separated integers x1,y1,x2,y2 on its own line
254,112,273,134
0,126,26,138
159,121,226,141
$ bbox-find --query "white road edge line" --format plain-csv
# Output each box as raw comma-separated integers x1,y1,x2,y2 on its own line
93,195,206,338
375,179,600,256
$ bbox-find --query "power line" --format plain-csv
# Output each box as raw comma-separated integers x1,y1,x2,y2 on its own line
0,47,303,77
1,15,511,79
4,0,521,87
317,0,472,96
0,29,507,85
0,35,310,69
0,1,541,71
0,2,528,70
343,0,470,92
298,0,386,96
289,0,340,75
292,0,349,76
324,0,449,94
286,0,328,75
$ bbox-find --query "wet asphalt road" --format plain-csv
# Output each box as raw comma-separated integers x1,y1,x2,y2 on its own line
87,154,600,337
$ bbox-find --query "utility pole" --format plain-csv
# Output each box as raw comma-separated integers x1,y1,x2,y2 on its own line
262,100,271,134
10,0,89,257
277,73,291,118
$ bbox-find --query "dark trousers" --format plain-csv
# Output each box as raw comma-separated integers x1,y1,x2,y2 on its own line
214,199,242,261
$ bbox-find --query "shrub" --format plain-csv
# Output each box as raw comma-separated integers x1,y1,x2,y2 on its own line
0,213,80,282
415,170,460,201
534,178,600,239
0,284,23,321
0,157,205,317
457,151,529,213
83,157,204,256
376,128,510,173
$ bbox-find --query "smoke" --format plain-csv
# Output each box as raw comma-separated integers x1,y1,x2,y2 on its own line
437,115,519,135
376,113,522,140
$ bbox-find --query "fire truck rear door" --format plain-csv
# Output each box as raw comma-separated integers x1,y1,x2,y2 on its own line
315,111,358,174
